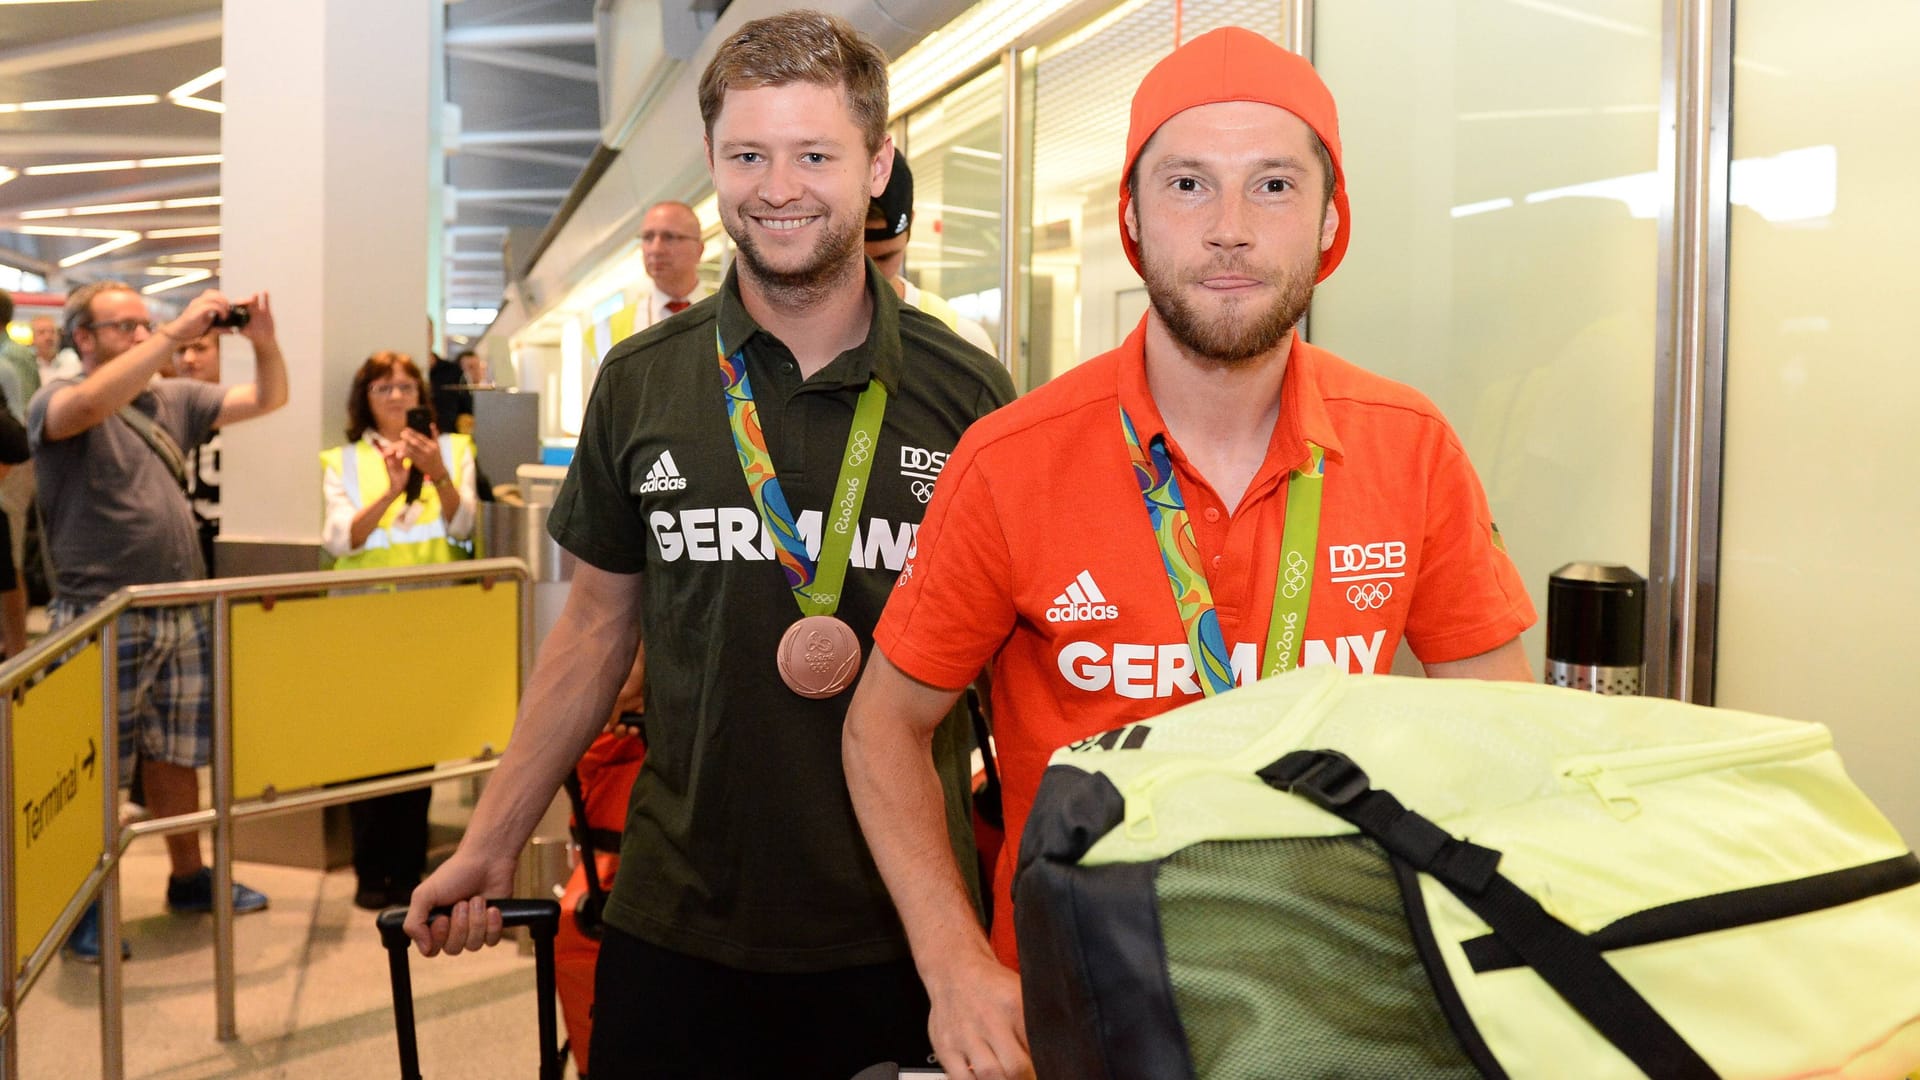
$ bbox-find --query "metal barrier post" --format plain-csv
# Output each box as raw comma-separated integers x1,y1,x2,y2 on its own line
2,691,19,1079
213,596,237,1041
101,617,126,1080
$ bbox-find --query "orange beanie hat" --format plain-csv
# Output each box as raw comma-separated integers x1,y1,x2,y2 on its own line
1119,27,1350,283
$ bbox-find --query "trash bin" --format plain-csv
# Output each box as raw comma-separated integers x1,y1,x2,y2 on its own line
481,499,574,583
481,464,575,651
1545,562,1646,695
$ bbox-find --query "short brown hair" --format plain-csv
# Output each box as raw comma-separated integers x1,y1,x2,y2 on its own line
697,10,890,155
345,350,430,442
63,280,138,340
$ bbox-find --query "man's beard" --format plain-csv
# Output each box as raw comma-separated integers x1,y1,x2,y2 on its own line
727,204,865,307
1139,236,1316,367
90,338,128,368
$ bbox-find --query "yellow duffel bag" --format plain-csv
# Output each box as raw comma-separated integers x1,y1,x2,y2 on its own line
1015,666,1920,1079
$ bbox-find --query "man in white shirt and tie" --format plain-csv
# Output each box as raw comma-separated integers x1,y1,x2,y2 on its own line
636,201,712,327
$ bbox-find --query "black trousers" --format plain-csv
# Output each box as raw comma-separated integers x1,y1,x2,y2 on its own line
348,785,430,891
587,924,936,1079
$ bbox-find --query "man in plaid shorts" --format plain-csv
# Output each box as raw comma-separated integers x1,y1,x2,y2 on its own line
29,281,289,961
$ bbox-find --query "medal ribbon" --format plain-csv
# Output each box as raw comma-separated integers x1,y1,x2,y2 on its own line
1122,407,1325,696
719,332,888,617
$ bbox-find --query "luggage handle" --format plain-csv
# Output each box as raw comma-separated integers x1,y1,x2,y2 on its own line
374,899,559,947
374,900,564,1080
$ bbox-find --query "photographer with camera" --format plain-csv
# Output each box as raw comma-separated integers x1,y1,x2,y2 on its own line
31,283,287,962
320,350,477,908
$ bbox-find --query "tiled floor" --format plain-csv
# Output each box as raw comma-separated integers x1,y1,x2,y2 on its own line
9,787,579,1080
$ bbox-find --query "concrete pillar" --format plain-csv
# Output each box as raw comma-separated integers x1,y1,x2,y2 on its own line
217,0,442,570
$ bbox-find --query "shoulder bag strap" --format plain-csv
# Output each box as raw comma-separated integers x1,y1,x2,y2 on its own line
1262,749,1720,1080
115,404,190,491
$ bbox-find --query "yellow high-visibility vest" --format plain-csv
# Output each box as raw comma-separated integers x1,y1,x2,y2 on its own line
320,434,476,570
914,288,964,333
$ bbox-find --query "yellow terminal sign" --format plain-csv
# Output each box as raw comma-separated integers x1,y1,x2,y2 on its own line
10,641,105,964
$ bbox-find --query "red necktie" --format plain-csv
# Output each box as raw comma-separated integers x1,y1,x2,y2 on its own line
665,299,690,314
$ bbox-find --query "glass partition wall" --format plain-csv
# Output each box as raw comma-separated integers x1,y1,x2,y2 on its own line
901,66,1007,345
1715,0,1920,843
1310,0,1663,674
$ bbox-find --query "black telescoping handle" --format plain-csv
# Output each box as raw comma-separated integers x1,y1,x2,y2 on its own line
374,899,564,1080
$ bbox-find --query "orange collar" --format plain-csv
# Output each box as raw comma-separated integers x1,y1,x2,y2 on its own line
1114,316,1345,482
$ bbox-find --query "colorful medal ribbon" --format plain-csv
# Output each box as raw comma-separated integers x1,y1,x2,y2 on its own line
1122,407,1325,696
719,331,887,617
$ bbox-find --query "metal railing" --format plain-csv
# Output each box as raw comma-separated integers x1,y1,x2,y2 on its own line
0,557,530,1080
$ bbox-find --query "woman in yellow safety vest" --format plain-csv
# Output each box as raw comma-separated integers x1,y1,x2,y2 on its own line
321,351,478,569
320,350,477,908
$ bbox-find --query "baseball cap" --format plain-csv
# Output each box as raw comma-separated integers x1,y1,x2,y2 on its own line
1118,27,1350,283
867,147,914,242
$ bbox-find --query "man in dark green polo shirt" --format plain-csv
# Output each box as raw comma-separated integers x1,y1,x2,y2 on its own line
404,11,1014,1078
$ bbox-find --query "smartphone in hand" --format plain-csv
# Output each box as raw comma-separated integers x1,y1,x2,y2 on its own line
404,407,434,502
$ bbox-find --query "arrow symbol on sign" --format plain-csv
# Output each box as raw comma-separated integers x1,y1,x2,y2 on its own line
83,738,97,778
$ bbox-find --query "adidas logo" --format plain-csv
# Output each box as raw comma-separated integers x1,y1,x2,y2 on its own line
1045,570,1119,623
638,450,688,493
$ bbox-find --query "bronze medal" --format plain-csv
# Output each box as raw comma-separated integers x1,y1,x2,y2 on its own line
777,615,863,699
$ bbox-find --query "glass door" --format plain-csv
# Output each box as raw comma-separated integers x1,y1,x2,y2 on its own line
1715,0,1920,840
1310,0,1663,674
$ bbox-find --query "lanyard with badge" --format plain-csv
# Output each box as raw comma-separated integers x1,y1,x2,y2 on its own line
718,330,888,699
1121,407,1325,695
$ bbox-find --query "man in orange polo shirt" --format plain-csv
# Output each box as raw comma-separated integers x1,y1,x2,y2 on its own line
843,26,1536,1080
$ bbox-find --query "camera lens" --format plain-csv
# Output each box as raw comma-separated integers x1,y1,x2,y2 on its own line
220,304,251,329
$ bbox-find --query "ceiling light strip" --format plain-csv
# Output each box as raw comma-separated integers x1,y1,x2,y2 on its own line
23,159,137,176
17,195,221,220
19,224,127,238
889,0,1083,114
142,269,213,295
143,269,214,294
0,94,161,114
141,154,222,168
58,233,141,269
168,67,225,100
20,154,221,177
167,67,227,116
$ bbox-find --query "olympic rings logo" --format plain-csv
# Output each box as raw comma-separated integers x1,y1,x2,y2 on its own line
1280,550,1310,599
1346,582,1393,611
911,480,935,503
848,430,874,467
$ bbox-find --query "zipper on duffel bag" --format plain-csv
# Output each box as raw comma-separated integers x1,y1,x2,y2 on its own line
1556,725,1831,821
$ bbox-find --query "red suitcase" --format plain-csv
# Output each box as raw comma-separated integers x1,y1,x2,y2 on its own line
555,728,647,1075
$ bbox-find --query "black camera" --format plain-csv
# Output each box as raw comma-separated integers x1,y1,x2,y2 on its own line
210,304,250,329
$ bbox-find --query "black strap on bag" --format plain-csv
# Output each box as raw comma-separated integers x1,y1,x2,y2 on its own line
967,687,1003,830
115,404,190,491
1260,749,1720,1080
560,769,612,939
